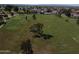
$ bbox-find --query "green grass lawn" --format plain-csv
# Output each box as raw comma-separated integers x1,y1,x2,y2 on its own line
0,14,79,53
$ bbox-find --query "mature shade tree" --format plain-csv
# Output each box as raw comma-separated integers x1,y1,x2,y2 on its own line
10,11,14,16
0,16,6,25
30,23,53,40
30,23,43,34
64,9,71,17
27,10,31,14
57,9,63,17
23,8,26,13
47,9,52,12
20,39,33,54
13,6,18,12
5,5,13,12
